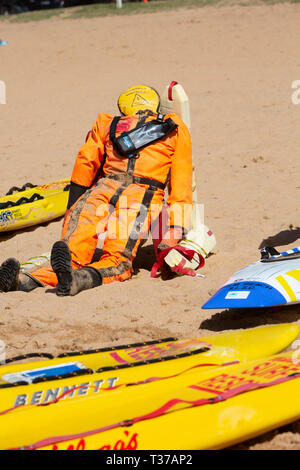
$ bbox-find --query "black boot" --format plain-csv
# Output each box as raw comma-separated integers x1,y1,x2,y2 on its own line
50,241,102,296
0,258,20,292
0,258,43,293
18,273,43,292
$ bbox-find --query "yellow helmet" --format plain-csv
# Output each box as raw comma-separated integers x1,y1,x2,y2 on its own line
118,85,160,116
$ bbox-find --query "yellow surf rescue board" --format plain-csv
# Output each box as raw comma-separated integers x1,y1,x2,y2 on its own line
3,351,300,451
0,179,70,232
0,324,298,450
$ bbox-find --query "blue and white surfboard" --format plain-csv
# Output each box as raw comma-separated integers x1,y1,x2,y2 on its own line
202,247,300,309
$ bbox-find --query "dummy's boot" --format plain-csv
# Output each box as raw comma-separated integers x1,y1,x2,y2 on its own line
18,273,43,292
0,258,20,292
50,241,102,296
0,258,42,293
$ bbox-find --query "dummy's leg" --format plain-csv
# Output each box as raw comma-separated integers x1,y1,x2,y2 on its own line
0,258,43,293
49,182,161,295
85,186,163,284
29,179,119,289
49,187,146,293
49,206,140,294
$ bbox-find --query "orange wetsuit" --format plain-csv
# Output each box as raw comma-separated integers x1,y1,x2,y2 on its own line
31,112,193,287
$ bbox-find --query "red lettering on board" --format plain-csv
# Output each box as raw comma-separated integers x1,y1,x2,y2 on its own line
50,432,138,451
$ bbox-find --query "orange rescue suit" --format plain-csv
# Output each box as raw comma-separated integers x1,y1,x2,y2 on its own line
31,112,193,287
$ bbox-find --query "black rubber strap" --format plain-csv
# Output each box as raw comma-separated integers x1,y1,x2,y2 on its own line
164,168,171,187
260,246,280,259
127,154,136,176
0,346,210,389
5,183,37,196
122,188,156,259
106,174,166,191
0,193,44,210
109,183,128,211
4,338,177,364
133,176,166,191
93,152,107,185
109,116,121,147
3,352,54,364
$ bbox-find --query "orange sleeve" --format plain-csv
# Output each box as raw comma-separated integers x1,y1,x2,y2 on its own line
71,114,110,188
167,114,193,232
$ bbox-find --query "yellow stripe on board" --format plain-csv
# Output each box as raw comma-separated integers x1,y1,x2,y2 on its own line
286,269,300,282
275,275,297,302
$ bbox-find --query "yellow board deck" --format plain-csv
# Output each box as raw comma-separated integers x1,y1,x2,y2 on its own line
0,324,299,450
32,351,300,451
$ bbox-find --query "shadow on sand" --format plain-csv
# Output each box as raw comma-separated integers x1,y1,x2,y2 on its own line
200,303,300,332
259,225,300,249
0,216,64,242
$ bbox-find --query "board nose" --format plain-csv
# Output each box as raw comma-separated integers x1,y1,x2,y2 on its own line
202,281,287,309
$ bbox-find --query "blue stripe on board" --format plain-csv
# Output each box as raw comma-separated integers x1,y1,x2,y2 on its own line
269,247,300,259
202,281,287,309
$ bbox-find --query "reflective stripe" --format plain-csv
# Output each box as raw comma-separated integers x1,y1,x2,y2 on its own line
63,188,94,242
275,275,297,302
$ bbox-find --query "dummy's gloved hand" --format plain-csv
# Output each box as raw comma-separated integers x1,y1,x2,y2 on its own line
151,245,205,279
151,225,216,279
164,246,204,275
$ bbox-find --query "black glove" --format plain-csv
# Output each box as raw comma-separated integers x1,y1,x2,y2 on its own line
67,181,89,209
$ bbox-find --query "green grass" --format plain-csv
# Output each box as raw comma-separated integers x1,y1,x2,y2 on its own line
67,0,220,20
0,8,64,22
2,0,300,23
13,9,64,22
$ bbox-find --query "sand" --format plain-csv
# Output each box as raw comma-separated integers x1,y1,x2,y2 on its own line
1,0,300,450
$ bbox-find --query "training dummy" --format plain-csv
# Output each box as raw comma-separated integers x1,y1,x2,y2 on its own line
0,85,203,296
